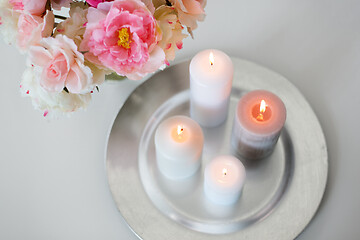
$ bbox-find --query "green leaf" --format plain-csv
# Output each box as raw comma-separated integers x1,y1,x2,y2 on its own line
105,72,127,81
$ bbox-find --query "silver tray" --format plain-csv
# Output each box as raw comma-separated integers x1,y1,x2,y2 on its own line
106,58,328,240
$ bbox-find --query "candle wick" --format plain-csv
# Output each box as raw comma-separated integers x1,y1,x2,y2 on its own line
177,125,184,136
256,113,264,121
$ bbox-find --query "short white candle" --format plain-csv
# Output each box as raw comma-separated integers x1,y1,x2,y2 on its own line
204,155,246,205
190,49,233,127
155,116,204,179
231,90,286,159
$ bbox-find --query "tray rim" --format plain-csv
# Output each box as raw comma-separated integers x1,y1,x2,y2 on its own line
105,57,328,240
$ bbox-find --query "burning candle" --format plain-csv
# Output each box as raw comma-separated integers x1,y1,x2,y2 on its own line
204,155,246,205
155,115,204,179
190,49,233,127
231,90,286,159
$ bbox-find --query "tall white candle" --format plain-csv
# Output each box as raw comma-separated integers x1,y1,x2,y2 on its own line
155,116,204,179
231,90,286,159
204,155,246,205
190,49,233,127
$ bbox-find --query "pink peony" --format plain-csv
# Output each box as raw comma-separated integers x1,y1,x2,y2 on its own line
29,35,93,94
80,0,165,80
86,0,113,8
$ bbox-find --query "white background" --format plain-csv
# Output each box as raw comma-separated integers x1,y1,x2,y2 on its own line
0,0,359,239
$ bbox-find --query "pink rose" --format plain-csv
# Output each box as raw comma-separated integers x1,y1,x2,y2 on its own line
23,0,47,15
80,0,165,80
9,0,71,13
10,0,47,15
29,35,93,94
8,0,24,11
17,10,54,51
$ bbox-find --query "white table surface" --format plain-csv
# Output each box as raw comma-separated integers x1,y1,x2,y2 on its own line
0,0,359,239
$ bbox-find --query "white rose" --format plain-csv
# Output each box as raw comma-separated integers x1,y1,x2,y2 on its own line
20,67,92,118
0,0,20,44
54,2,88,48
155,5,187,61
51,0,72,10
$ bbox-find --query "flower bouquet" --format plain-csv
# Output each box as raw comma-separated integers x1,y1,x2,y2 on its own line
0,0,206,117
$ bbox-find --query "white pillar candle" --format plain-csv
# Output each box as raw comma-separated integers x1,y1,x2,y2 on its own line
155,116,204,179
231,90,286,159
190,49,234,127
204,155,246,205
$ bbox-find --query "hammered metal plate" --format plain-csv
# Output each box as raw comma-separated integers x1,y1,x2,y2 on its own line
106,58,328,240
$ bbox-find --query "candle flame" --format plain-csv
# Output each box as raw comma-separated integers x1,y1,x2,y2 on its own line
209,52,214,66
222,168,227,176
260,100,267,113
256,100,267,121
177,125,184,136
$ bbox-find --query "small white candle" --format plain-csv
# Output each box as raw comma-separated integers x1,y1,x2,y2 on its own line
231,90,286,159
204,155,246,205
155,116,204,179
190,49,233,127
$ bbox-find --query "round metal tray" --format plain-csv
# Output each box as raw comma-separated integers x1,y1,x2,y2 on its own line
106,58,328,240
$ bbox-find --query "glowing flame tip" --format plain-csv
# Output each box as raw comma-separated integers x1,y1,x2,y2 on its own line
260,100,267,113
209,52,214,66
177,125,184,135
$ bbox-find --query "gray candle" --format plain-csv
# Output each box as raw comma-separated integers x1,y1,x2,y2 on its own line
231,90,286,159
